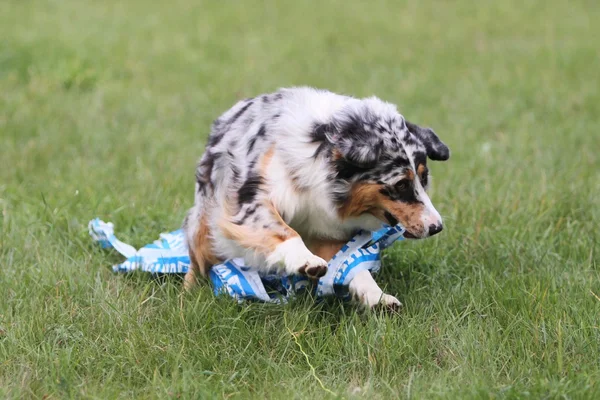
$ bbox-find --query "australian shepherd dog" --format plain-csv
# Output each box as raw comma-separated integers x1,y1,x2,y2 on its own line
183,87,450,308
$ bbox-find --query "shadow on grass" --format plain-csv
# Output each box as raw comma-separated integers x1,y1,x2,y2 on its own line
98,248,461,330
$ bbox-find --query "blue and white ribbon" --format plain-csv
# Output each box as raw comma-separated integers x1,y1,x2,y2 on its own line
89,218,404,303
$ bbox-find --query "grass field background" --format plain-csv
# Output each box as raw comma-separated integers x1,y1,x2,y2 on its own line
1,0,599,398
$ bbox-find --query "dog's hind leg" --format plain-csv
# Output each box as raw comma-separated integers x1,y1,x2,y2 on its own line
183,209,220,290
183,252,201,290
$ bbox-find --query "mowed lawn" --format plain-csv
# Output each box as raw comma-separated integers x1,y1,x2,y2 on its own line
1,0,599,398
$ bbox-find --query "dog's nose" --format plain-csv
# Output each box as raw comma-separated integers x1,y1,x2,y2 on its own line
428,223,443,237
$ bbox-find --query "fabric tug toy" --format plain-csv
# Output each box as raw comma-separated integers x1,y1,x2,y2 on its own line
89,218,405,303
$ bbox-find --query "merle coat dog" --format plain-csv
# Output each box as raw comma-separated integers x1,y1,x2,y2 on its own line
184,87,450,308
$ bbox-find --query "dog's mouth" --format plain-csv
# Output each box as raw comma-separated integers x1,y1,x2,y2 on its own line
383,211,418,239
383,211,399,226
403,231,418,239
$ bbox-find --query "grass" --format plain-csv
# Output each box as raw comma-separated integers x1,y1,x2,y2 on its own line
1,0,599,398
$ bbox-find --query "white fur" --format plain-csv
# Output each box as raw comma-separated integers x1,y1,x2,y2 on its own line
349,270,402,309
266,237,328,275
267,151,382,240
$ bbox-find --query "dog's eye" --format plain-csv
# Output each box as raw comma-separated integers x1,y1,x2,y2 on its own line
395,179,410,192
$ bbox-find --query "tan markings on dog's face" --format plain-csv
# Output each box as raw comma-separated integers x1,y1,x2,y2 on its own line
377,197,426,236
416,163,429,189
337,183,382,219
337,181,428,237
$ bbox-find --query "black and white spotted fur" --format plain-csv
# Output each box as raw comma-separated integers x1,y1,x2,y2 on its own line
184,87,450,308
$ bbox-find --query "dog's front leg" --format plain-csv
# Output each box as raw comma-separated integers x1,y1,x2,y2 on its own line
266,236,329,278
220,201,328,278
349,270,402,310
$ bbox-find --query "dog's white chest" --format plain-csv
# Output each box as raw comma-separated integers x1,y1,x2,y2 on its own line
267,153,381,240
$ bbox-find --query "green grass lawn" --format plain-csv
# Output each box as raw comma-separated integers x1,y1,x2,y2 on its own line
1,0,599,398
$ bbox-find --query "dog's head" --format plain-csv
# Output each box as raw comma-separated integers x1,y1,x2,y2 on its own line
322,98,450,239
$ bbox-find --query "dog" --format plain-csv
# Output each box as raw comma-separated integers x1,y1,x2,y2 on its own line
183,87,450,308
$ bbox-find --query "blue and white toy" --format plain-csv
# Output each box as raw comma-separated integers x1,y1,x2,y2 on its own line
89,218,405,303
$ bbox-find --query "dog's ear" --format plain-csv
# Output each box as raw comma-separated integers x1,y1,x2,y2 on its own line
316,120,384,168
405,121,450,161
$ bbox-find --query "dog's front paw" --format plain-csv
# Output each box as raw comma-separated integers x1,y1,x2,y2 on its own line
268,238,329,278
295,254,328,278
361,291,402,310
376,294,403,312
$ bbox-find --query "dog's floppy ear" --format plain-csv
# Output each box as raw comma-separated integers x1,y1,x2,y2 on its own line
405,120,450,161
315,120,384,168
